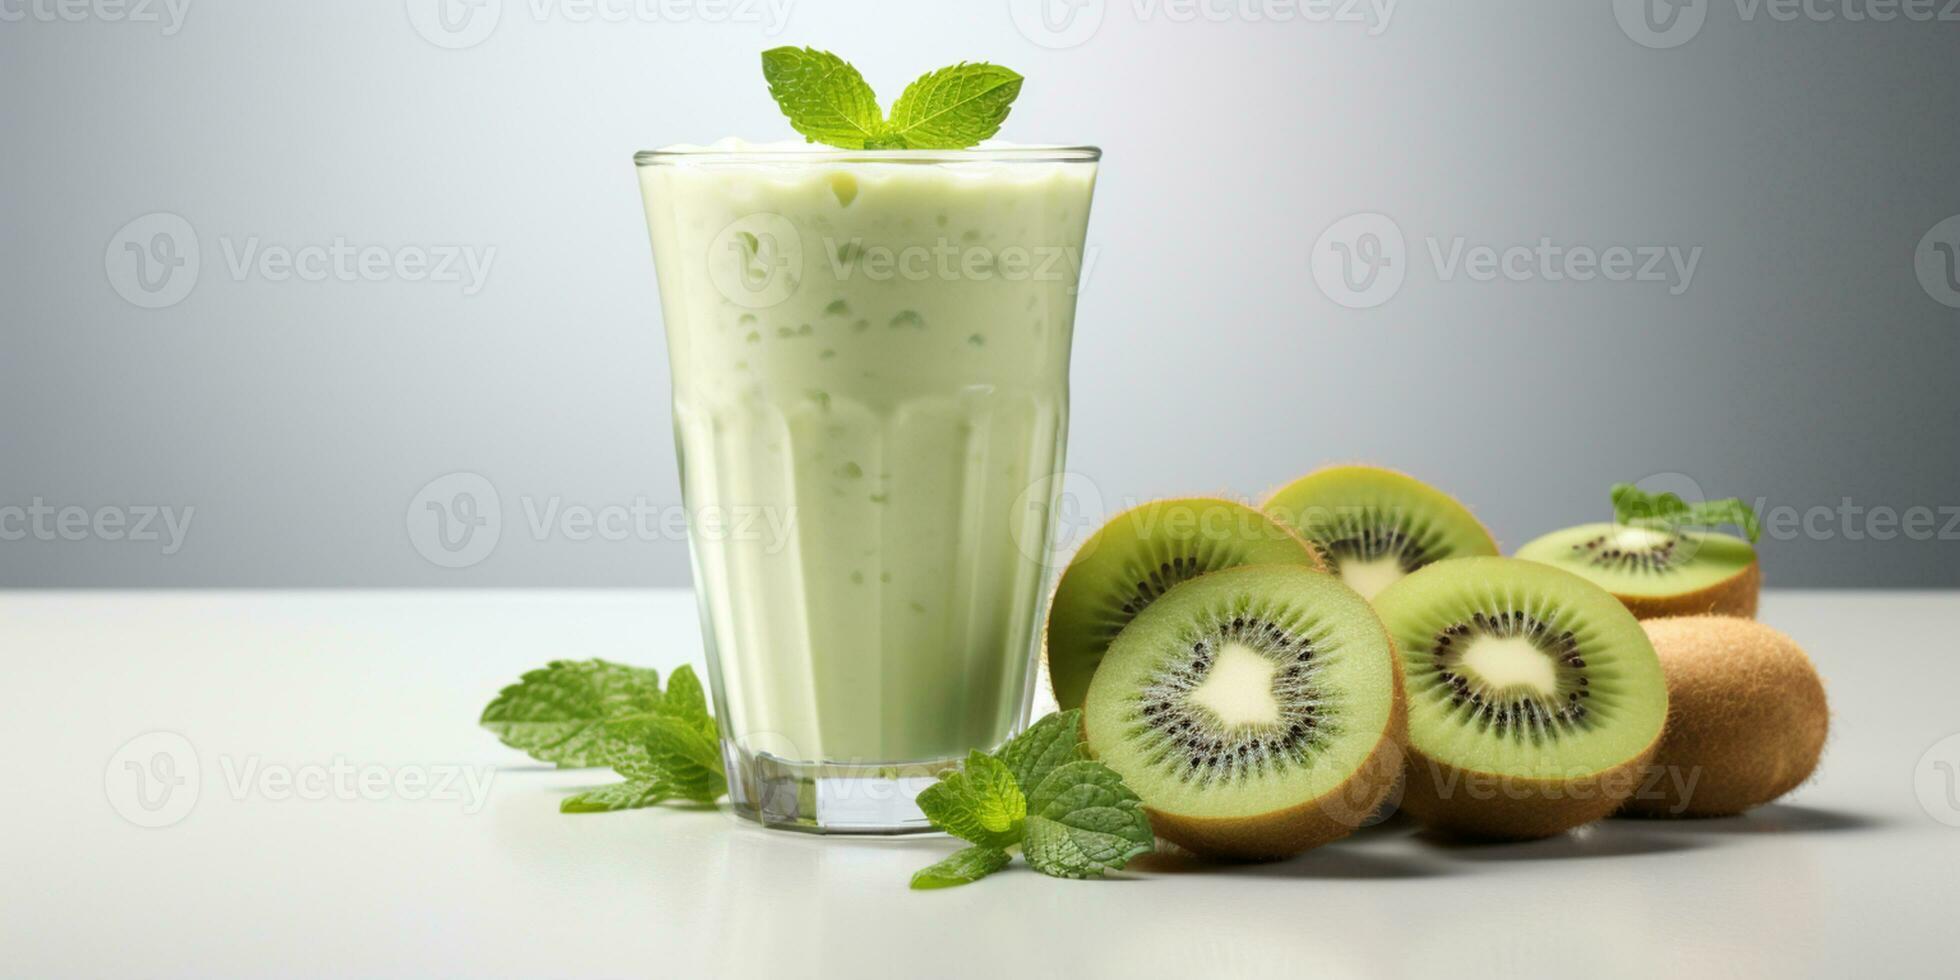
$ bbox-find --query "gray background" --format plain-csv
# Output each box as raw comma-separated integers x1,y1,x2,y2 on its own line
2,0,1956,588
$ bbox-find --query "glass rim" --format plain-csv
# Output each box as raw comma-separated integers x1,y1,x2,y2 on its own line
635,145,1101,167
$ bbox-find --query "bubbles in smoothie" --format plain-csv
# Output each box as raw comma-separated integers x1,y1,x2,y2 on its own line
889,310,925,330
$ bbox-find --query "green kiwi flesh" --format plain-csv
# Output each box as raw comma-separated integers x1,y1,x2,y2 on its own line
1515,523,1759,619
1083,564,1404,859
1264,465,1499,600
1047,498,1323,710
1372,557,1668,839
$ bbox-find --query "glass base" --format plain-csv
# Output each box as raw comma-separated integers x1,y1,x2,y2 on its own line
724,745,960,835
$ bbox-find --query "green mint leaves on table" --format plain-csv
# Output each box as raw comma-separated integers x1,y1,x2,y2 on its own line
1611,483,1763,542
481,667,1154,885
479,659,727,812
761,47,1022,150
910,709,1155,889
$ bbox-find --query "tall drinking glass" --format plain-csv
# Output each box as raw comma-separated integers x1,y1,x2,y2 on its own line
636,145,1099,833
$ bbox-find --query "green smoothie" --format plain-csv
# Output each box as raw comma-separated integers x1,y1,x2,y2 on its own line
638,143,1098,794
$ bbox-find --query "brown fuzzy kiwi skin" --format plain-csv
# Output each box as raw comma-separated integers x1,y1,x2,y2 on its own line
1619,616,1828,818
1613,561,1760,620
1136,671,1408,861
1397,739,1658,840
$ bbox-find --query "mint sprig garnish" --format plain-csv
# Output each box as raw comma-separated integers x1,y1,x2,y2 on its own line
760,47,887,149
761,48,1023,150
480,659,727,812
479,659,665,768
910,846,1013,890
884,63,1023,149
1611,483,1762,542
910,709,1155,889
916,750,1027,850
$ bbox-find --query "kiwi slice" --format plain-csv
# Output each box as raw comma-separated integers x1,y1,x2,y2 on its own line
1047,498,1323,710
1372,557,1668,839
1263,465,1499,599
1082,564,1404,859
1621,617,1828,818
1515,522,1759,619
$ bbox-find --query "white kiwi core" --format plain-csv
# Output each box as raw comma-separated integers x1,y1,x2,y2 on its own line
1338,556,1407,600
1459,635,1558,696
1190,641,1281,726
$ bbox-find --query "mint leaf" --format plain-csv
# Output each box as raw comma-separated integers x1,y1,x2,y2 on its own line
661,664,713,728
479,660,663,767
910,846,1012,890
994,709,1085,792
761,47,887,149
1611,483,1762,542
1020,760,1154,880
609,713,726,803
560,780,674,814
885,62,1023,149
915,750,1026,850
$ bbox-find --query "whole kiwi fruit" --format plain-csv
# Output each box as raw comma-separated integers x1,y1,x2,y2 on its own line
1082,564,1405,860
1619,616,1828,818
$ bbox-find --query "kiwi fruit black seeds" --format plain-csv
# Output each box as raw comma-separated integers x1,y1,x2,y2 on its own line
1083,564,1404,860
1046,498,1323,710
1516,522,1759,620
1372,557,1668,840
1263,465,1500,600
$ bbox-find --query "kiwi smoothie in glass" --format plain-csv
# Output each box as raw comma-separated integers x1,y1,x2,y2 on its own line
636,56,1097,832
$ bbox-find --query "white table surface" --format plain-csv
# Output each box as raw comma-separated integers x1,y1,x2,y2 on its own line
4,589,1956,979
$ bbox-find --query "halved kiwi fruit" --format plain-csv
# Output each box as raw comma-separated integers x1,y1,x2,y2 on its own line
1372,557,1668,839
1082,564,1404,859
1263,465,1499,599
1515,522,1759,619
1620,616,1828,818
1047,498,1324,710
